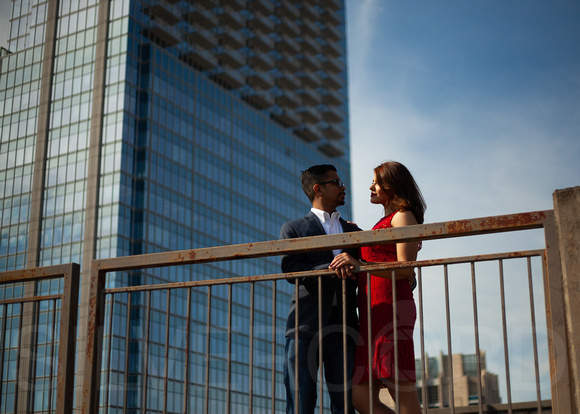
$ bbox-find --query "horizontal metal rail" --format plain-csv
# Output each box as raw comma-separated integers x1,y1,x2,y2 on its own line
0,293,63,305
102,249,545,295
89,211,551,272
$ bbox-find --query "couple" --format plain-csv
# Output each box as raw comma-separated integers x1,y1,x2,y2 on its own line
281,162,426,414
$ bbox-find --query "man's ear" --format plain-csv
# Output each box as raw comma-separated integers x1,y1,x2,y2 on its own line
313,183,321,197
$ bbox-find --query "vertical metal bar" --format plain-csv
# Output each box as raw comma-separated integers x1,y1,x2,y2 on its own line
57,263,79,414
47,298,58,413
183,288,191,414
417,268,427,414
552,188,580,414
294,278,299,414
142,291,151,413
443,264,455,413
81,264,107,414
204,286,212,414
18,295,36,414
342,277,348,414
318,276,323,414
366,272,373,414
392,270,399,414
470,262,483,414
0,303,6,411
123,292,132,413
498,260,513,414
104,295,115,414
541,212,573,413
553,190,580,414
249,283,255,413
526,257,542,413
14,302,24,413
270,281,276,414
27,298,41,413
226,284,233,413
163,290,171,414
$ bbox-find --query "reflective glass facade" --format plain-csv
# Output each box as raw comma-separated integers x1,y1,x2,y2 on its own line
1,0,350,412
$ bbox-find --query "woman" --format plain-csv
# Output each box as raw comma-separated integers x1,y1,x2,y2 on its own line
330,161,426,414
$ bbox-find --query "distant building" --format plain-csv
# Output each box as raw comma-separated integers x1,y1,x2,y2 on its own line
417,351,501,408
380,351,500,409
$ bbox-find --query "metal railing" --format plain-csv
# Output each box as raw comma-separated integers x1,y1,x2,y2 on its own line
76,210,573,413
414,250,545,413
0,263,79,414
0,208,575,413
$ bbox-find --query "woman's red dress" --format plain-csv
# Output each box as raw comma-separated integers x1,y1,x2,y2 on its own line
353,212,417,385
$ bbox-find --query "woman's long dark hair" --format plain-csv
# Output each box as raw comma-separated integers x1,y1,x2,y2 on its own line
374,161,426,224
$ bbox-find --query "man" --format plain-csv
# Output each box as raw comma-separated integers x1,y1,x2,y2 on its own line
280,164,360,414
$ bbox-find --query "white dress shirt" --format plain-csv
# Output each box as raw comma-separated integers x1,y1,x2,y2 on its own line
311,207,343,256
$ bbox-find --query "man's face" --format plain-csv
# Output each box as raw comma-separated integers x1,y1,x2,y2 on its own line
318,170,346,210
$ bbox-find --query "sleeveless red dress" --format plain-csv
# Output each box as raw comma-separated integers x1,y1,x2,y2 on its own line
353,212,417,385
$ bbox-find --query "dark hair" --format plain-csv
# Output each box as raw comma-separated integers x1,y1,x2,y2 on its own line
374,161,426,224
301,164,337,202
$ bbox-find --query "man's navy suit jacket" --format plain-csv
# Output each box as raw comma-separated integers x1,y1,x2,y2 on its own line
280,211,360,339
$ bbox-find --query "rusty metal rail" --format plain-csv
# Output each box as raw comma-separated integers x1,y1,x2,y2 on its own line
78,209,574,413
0,209,571,413
0,263,79,414
86,210,552,273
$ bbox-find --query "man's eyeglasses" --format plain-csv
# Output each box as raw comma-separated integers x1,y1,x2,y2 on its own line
318,179,345,188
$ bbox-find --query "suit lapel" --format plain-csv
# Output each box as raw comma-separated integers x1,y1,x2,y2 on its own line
305,211,325,235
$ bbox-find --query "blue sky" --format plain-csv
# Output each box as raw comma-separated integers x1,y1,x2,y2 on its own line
347,0,579,233
1,0,578,404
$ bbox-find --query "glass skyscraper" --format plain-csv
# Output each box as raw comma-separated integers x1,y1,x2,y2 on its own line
0,0,350,412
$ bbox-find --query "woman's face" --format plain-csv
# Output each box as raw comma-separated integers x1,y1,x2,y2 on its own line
369,172,390,206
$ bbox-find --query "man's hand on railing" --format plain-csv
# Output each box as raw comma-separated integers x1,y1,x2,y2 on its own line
331,252,418,288
329,252,360,280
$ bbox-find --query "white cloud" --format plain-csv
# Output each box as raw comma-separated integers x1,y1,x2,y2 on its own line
349,81,580,226
346,0,386,65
